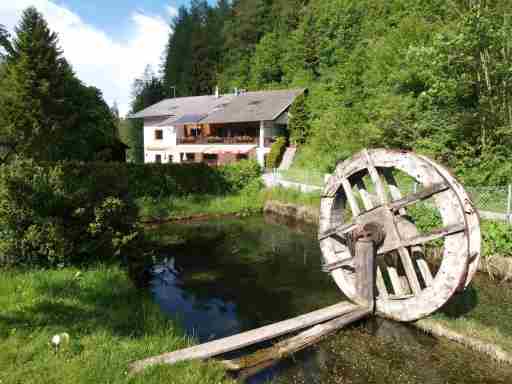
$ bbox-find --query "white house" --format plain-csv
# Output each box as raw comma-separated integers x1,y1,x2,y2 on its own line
129,88,305,166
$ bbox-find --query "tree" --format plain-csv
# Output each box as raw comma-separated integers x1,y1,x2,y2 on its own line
0,7,69,161
0,8,121,162
0,24,14,58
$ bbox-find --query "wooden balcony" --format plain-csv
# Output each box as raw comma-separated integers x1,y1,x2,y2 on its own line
177,136,258,145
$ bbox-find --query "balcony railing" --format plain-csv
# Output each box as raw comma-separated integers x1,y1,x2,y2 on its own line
177,136,258,145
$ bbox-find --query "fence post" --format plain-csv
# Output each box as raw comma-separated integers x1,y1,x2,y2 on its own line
508,184,512,224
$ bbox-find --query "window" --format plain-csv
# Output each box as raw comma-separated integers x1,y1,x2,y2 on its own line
155,154,162,163
155,129,163,140
191,127,201,137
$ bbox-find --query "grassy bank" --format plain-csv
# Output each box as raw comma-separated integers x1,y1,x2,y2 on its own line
0,265,234,384
137,191,265,222
427,274,512,355
136,187,324,222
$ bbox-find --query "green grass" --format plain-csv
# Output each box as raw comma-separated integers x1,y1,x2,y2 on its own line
137,192,265,221
262,187,321,208
430,274,512,353
0,265,235,384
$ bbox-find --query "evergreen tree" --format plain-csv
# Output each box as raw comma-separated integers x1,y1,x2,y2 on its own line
0,7,69,160
0,24,13,58
0,8,121,161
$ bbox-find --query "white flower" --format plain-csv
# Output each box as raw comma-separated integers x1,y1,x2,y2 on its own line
51,334,61,347
51,332,70,351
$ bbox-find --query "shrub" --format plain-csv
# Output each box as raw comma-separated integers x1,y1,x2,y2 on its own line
481,221,512,258
220,159,262,192
0,158,263,266
0,159,139,266
266,136,287,169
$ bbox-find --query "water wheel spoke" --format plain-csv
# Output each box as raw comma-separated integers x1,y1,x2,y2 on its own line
397,246,422,294
416,256,434,287
401,223,466,248
386,265,406,296
382,169,406,215
389,182,449,212
318,221,357,241
364,150,388,205
375,266,389,299
341,177,361,216
355,179,374,211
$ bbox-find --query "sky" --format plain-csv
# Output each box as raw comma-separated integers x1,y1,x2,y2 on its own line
0,0,197,116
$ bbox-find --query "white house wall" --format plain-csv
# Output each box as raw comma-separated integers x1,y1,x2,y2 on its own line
143,117,178,163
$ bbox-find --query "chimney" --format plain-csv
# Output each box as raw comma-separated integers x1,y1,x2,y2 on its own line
215,85,220,98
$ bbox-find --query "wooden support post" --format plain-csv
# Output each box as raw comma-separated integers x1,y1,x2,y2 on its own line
353,223,378,311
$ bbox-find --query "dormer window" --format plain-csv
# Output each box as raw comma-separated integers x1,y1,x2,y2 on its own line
155,129,163,140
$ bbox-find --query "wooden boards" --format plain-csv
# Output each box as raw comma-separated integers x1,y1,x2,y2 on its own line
219,307,371,374
129,301,363,374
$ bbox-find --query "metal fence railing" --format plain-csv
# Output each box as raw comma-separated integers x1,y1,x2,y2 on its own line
268,169,512,222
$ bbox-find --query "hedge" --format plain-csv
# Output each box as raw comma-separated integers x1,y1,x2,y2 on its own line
266,136,287,169
0,159,261,266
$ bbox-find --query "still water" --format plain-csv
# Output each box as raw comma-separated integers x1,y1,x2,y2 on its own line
149,215,512,383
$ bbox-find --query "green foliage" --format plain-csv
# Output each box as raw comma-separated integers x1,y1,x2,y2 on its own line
288,93,311,145
160,0,512,182
0,158,262,265
266,136,287,168
218,159,262,192
481,221,512,258
0,159,139,266
0,8,120,162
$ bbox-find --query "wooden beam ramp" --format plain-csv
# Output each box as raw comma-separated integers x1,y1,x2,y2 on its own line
128,301,370,374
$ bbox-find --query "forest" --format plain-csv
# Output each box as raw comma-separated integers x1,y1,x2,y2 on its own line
130,0,512,185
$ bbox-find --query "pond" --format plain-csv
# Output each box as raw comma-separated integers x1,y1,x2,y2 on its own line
148,215,512,383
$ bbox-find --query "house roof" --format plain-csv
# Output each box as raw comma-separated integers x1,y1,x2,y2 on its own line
128,89,305,124
201,89,305,124
129,94,234,119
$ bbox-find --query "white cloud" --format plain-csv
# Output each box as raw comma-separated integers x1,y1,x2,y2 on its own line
166,5,178,19
0,1,171,116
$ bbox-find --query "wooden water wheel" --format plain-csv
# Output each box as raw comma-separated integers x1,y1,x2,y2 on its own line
319,149,481,321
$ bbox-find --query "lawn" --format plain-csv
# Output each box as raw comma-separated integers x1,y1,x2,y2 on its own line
0,265,235,384
137,192,264,222
429,273,512,354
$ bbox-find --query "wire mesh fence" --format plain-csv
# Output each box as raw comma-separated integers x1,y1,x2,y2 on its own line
269,168,512,219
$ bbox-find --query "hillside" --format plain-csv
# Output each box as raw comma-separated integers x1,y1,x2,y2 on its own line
131,0,512,184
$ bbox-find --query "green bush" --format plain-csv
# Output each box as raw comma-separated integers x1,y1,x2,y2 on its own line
481,221,512,258
0,159,139,266
219,159,262,192
0,158,262,266
266,136,287,169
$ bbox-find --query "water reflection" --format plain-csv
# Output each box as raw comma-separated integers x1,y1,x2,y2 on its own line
148,216,512,384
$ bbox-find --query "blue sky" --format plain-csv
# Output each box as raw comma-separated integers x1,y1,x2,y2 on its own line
58,0,184,37
0,0,208,115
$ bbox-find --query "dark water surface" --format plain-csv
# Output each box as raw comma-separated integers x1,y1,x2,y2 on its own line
149,215,512,383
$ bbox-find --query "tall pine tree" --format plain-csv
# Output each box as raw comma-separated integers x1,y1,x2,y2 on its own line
0,7,70,160
0,8,120,161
